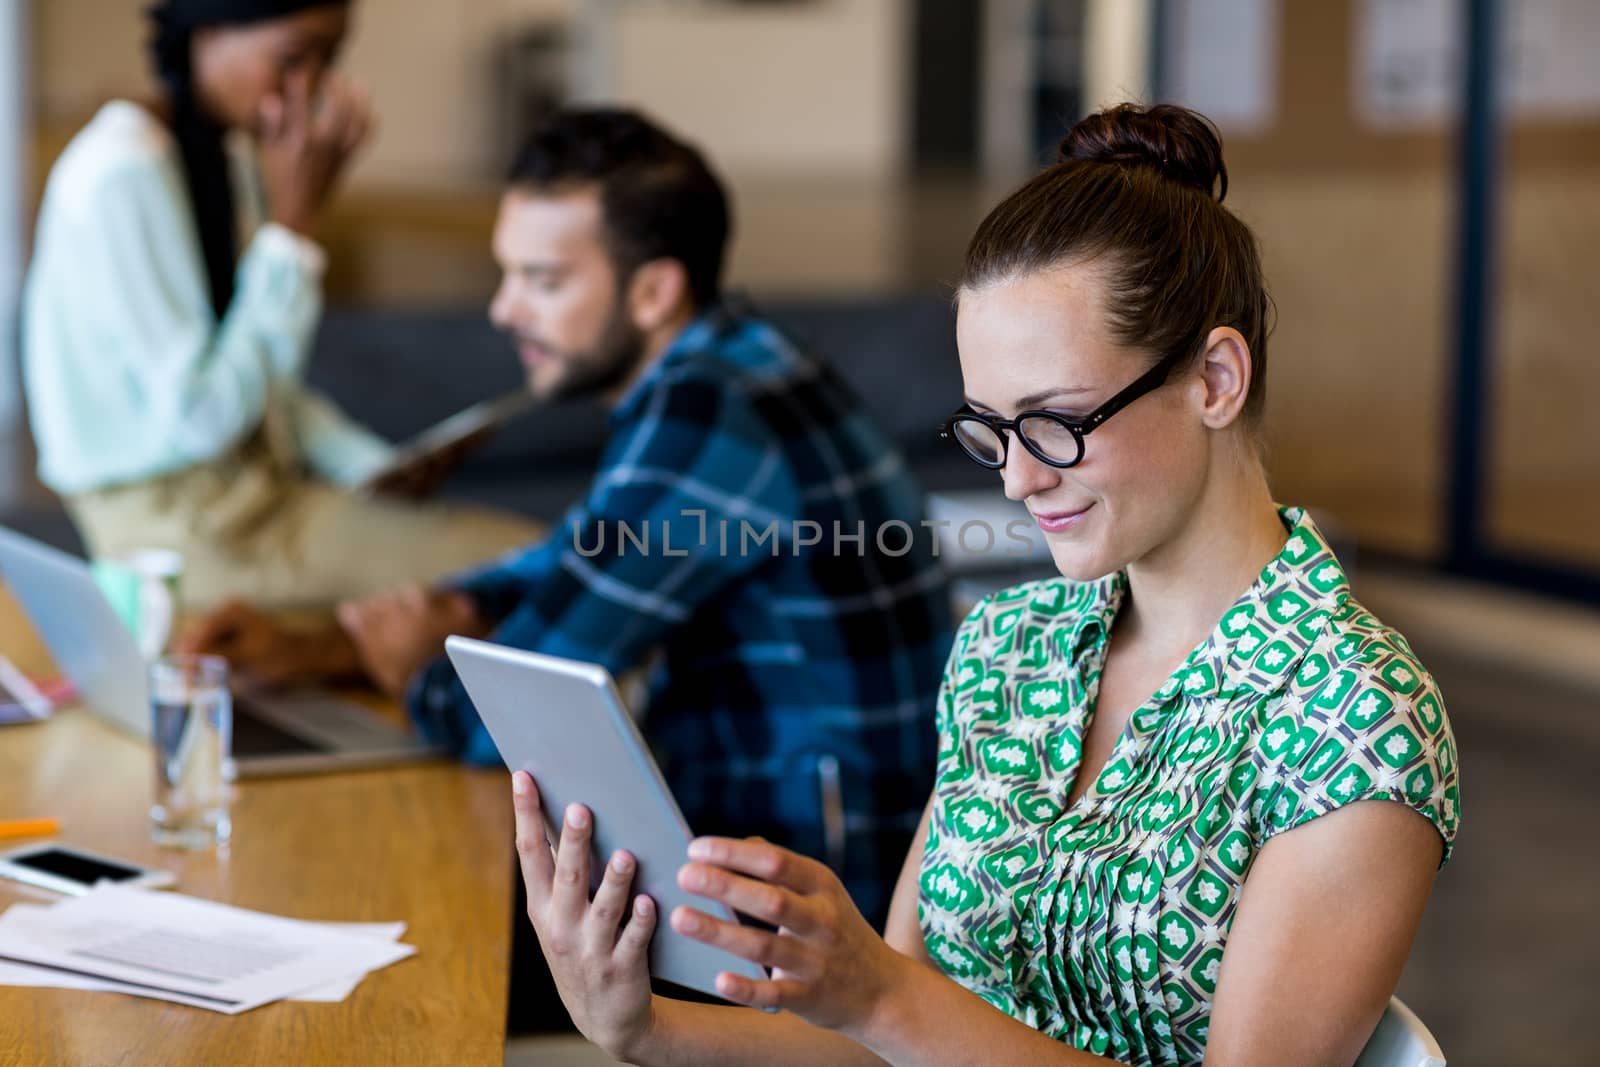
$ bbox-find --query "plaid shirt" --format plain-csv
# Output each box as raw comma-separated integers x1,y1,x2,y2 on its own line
409,308,953,925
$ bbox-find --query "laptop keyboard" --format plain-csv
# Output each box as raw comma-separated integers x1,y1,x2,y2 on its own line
231,698,331,756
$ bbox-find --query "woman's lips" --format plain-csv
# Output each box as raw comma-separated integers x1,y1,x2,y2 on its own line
1032,503,1093,534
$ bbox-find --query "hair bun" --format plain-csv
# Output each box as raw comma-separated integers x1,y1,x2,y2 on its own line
1058,103,1228,202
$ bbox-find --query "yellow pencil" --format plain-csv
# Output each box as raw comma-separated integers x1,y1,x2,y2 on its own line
0,817,60,841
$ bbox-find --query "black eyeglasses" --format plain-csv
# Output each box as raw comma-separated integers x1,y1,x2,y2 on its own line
941,345,1190,470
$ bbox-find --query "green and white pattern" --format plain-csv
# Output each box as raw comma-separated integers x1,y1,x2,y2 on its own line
918,508,1459,1066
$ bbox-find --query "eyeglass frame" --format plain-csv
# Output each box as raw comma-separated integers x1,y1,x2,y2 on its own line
939,342,1193,470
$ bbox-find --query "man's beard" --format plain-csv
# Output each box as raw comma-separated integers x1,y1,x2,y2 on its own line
536,305,648,403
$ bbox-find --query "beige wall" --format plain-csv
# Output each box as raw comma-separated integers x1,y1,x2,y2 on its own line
1484,171,1600,566
337,0,573,187
1232,172,1453,559
603,0,909,180
1218,0,1600,565
33,0,907,187
33,0,146,122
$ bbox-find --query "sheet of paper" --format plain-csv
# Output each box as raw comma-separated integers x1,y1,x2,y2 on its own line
0,910,282,1012
289,921,407,1002
0,654,60,724
0,906,103,989
0,916,406,1004
0,886,414,1014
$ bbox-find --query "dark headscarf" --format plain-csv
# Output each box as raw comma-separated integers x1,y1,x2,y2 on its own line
146,1,347,320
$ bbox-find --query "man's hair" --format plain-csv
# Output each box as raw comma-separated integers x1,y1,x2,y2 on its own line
507,108,732,309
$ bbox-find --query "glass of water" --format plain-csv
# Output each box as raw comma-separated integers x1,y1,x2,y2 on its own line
149,654,232,849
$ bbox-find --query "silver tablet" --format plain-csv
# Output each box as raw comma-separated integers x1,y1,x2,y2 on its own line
355,390,533,494
444,636,767,999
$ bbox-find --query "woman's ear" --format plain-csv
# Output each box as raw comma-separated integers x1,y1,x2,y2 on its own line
1196,326,1252,430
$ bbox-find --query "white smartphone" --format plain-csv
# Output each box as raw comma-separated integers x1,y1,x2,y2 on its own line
0,844,176,896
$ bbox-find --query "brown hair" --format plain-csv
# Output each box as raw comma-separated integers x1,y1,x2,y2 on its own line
959,104,1273,425
508,107,731,310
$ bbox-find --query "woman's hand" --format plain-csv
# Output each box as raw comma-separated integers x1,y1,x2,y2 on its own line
672,836,917,1038
257,69,372,235
511,771,659,1061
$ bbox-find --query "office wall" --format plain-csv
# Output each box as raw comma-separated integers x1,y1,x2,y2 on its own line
31,0,144,124
31,0,915,303
604,0,909,180
1184,0,1600,563
337,0,575,186
33,0,908,187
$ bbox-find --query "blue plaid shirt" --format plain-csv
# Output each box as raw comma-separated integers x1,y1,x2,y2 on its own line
409,309,953,925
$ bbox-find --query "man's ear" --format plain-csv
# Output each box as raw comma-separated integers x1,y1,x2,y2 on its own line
1196,326,1252,430
626,258,691,333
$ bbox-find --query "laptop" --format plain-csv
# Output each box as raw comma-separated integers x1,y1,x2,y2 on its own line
0,526,443,777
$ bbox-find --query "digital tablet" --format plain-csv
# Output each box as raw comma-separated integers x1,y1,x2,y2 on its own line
444,636,768,999
356,390,534,494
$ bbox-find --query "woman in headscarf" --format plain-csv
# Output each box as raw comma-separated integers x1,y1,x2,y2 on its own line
22,1,539,608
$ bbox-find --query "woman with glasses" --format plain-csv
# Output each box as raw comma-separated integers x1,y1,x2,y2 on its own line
21,0,537,608
508,103,1460,1067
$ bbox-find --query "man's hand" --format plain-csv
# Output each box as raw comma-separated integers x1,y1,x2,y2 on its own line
336,584,487,697
177,601,357,688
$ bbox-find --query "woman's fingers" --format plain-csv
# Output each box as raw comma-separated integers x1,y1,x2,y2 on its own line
311,77,350,146
312,74,369,160
281,68,313,136
511,772,555,911
339,82,373,155
677,862,818,935
614,895,657,964
341,108,368,156
584,850,637,952
712,970,807,1012
687,837,825,893
669,906,816,976
257,93,284,141
550,802,594,923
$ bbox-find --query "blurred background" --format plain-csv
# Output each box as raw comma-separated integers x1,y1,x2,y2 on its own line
0,2,1596,1063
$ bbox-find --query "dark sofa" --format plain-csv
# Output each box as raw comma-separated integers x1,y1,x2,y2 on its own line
306,293,990,521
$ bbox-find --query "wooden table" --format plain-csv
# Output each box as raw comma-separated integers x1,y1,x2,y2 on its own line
0,592,513,1065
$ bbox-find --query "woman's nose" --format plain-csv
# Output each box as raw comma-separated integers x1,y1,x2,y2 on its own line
1000,435,1059,502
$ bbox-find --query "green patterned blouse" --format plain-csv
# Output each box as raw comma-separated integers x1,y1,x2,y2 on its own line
918,507,1460,1066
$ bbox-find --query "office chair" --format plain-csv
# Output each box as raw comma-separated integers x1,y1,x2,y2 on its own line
1354,996,1446,1067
